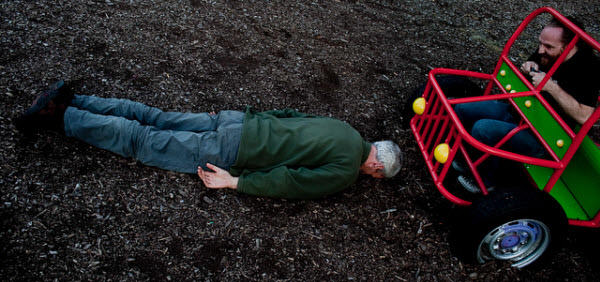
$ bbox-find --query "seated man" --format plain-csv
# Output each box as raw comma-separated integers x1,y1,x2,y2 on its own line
453,17,600,192
16,81,403,199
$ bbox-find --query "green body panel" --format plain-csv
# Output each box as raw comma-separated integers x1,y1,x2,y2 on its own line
559,137,600,218
524,164,589,220
495,63,600,220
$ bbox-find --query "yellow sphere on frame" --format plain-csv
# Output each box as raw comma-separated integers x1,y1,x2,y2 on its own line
413,97,426,115
434,143,450,164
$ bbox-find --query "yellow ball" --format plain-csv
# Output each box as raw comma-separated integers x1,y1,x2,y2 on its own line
556,139,564,148
525,100,532,108
500,70,506,77
434,143,450,164
505,84,512,91
413,97,426,115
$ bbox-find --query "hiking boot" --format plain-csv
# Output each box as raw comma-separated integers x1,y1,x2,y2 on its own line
15,80,74,133
457,175,495,194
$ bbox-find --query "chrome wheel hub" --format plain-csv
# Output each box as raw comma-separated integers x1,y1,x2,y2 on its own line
477,219,550,268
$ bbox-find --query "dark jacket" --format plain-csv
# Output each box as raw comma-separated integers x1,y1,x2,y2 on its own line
230,108,371,199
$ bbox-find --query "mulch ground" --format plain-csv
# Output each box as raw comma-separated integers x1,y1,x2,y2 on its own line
2,1,599,280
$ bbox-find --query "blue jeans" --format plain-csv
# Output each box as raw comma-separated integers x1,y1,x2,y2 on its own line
454,100,546,184
64,95,244,174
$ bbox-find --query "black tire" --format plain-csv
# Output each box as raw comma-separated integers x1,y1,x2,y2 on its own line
451,186,567,268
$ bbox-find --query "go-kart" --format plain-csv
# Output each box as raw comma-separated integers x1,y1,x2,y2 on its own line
410,7,600,268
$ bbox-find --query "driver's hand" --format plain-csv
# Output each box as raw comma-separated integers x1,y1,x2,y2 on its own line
531,71,558,92
530,71,546,87
520,61,539,75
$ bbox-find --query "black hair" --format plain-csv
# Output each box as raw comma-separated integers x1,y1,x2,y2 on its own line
547,16,585,45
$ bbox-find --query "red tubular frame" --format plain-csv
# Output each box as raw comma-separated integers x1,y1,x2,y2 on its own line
410,7,600,228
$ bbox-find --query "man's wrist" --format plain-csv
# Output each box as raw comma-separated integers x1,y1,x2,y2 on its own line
229,177,239,189
547,78,559,92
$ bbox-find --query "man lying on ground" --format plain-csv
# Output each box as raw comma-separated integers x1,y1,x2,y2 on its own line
16,81,402,199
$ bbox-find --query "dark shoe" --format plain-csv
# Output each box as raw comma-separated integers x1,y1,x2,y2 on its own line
15,80,74,132
451,160,468,174
457,175,495,194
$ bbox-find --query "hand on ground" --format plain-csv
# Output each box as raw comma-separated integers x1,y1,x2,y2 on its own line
197,163,238,189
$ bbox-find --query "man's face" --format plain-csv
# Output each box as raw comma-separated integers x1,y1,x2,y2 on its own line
537,26,566,68
359,146,385,178
363,167,385,179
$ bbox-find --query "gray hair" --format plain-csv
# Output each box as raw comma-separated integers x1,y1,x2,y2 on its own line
374,140,403,178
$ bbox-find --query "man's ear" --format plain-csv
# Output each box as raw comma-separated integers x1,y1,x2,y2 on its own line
369,162,384,170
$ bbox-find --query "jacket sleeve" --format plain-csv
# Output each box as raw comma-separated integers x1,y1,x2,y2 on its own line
259,109,314,118
236,162,358,199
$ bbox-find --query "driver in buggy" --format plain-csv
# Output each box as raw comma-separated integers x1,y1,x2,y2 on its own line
449,16,600,192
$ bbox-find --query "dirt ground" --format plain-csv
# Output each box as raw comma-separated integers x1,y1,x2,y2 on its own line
2,0,600,281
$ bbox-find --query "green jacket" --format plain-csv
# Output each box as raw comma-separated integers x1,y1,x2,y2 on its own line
229,108,372,199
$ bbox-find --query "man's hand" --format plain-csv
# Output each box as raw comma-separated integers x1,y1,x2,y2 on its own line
529,71,559,92
521,61,539,75
528,70,593,124
197,163,238,189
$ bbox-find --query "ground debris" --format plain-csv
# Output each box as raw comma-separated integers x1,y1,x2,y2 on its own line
1,1,599,281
